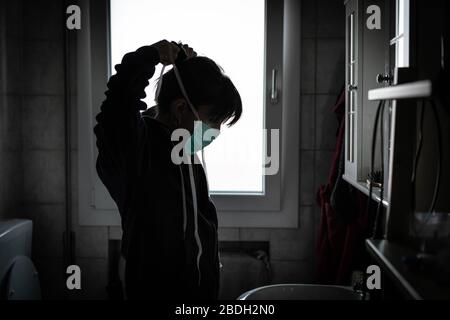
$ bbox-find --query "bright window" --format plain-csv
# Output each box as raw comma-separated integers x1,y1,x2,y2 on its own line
78,0,299,228
391,0,410,68
110,0,265,194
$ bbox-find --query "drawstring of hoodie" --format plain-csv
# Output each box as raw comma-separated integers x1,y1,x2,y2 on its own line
155,64,205,286
155,65,188,237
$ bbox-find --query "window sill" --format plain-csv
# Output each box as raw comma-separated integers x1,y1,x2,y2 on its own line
343,174,389,207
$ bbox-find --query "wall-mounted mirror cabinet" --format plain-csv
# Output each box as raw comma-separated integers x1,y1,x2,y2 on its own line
343,0,409,205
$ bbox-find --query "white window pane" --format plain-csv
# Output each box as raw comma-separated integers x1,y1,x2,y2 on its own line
397,37,409,68
394,0,409,68
110,0,265,194
398,0,406,35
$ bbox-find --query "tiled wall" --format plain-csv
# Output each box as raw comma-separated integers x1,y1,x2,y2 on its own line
0,0,109,299
18,0,65,299
301,0,346,273
0,0,24,221
0,0,345,299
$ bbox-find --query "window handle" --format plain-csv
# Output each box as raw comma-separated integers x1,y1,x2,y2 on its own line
271,69,278,104
376,73,393,84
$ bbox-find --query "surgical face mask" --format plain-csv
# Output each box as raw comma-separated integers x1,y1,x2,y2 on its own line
185,120,220,155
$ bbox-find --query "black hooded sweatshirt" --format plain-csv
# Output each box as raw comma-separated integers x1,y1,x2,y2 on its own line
94,45,220,300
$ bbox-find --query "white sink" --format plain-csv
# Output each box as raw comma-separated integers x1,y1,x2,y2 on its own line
237,284,363,300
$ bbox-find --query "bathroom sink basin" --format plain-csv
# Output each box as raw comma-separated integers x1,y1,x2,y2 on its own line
237,284,363,300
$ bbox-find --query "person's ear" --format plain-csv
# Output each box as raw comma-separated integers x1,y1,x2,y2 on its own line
171,98,188,126
173,99,187,116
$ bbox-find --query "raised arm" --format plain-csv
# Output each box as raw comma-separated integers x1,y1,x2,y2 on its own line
94,40,187,183
94,44,160,186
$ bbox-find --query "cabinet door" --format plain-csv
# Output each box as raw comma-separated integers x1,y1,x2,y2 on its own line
345,0,391,187
360,0,391,182
344,0,359,181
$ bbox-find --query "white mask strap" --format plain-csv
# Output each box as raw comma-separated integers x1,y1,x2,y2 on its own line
155,65,166,103
173,65,200,120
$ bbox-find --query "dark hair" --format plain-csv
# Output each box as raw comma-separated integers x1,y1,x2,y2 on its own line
156,56,242,126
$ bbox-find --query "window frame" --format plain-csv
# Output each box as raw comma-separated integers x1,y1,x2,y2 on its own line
77,0,300,228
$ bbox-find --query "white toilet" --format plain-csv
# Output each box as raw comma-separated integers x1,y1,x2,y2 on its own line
0,219,41,300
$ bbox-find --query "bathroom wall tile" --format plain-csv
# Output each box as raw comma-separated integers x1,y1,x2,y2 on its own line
69,258,108,300
69,35,78,96
23,0,63,41
270,227,313,261
0,151,21,218
108,226,123,240
9,152,23,199
299,206,315,230
312,206,321,270
299,207,315,262
300,95,315,150
0,0,5,39
315,94,339,150
270,260,314,284
1,96,22,151
301,39,316,94
22,95,65,150
218,227,239,241
0,0,4,40
69,152,79,229
75,226,108,259
23,40,64,95
4,0,23,38
0,96,4,136
0,151,23,214
0,172,4,220
70,94,77,150
309,222,318,273
314,205,322,231
239,228,271,241
19,203,65,259
301,0,316,38
0,153,8,217
316,39,345,94
23,150,65,204
300,151,315,206
70,204,79,234
4,36,23,94
0,43,4,95
219,252,270,299
317,0,345,38
34,258,67,299
71,150,78,205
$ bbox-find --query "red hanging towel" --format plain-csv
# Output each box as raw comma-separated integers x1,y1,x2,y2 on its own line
315,89,370,285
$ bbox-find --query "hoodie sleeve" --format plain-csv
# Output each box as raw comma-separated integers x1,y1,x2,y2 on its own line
94,45,160,197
